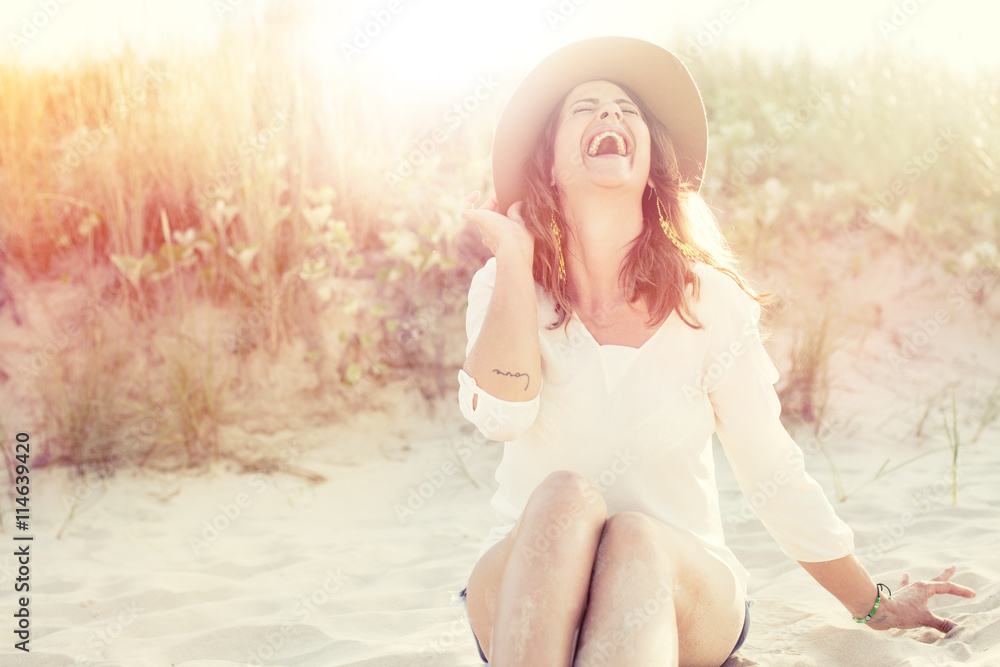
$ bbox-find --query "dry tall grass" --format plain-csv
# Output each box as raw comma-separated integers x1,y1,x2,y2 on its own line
0,20,997,470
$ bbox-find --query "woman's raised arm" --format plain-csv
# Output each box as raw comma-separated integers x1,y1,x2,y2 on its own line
459,191,542,405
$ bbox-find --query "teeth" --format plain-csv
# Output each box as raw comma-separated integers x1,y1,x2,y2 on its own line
587,131,627,157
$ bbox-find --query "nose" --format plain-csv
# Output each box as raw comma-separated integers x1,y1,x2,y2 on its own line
598,102,623,121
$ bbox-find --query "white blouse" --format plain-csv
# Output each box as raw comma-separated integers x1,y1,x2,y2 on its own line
457,258,854,595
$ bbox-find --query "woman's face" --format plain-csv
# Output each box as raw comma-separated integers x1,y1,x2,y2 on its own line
550,80,652,200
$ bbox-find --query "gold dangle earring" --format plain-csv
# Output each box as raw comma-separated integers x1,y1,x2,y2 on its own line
550,207,567,282
655,194,702,264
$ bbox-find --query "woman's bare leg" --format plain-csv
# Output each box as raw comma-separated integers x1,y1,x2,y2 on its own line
573,511,745,667
466,470,608,666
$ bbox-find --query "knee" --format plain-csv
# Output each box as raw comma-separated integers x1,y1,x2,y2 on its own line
517,470,607,558
589,513,680,614
530,470,607,525
598,511,679,570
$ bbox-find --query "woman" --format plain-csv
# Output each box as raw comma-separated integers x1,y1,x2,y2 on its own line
455,37,974,666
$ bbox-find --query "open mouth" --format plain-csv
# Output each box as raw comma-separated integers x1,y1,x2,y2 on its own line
586,130,629,157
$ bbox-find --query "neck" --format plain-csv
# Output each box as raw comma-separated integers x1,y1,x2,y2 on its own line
560,187,645,318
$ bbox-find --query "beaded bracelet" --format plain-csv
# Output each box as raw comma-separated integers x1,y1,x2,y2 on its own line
854,583,892,623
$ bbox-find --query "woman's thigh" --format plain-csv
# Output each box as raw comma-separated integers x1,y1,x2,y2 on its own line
465,470,608,661
588,511,745,666
465,485,744,665
465,525,516,660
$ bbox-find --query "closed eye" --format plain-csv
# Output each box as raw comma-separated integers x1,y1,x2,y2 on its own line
574,105,639,116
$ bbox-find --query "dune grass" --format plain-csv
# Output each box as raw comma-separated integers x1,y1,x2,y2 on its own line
0,19,997,471
971,379,1000,444
942,384,962,505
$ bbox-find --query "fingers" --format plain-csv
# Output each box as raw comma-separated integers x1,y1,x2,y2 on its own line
928,581,977,598
460,191,480,221
461,192,492,227
460,191,501,219
900,573,910,587
506,201,525,223
927,613,958,634
931,565,958,582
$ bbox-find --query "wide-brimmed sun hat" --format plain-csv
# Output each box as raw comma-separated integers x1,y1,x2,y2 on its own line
492,36,708,212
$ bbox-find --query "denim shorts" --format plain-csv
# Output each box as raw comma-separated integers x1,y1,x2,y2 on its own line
457,588,750,664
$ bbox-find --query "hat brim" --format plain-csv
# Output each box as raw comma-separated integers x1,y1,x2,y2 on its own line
492,36,708,213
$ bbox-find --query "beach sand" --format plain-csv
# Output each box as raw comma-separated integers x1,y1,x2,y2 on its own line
3,373,998,666
2,250,999,666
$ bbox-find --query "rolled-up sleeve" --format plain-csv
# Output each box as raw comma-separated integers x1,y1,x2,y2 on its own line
702,268,855,562
457,258,540,442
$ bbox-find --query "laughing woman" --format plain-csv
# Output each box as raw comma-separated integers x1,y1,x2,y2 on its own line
455,37,975,666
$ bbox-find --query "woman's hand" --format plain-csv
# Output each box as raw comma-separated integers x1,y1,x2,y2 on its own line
460,191,535,268
866,566,976,633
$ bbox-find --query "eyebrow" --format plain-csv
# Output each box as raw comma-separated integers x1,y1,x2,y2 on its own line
571,97,637,107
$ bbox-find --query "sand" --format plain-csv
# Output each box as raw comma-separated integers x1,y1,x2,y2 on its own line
2,371,998,667
2,248,999,666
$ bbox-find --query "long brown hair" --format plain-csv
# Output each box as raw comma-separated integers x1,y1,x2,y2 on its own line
520,82,766,330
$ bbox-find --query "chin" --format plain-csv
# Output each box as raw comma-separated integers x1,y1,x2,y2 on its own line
566,170,648,197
